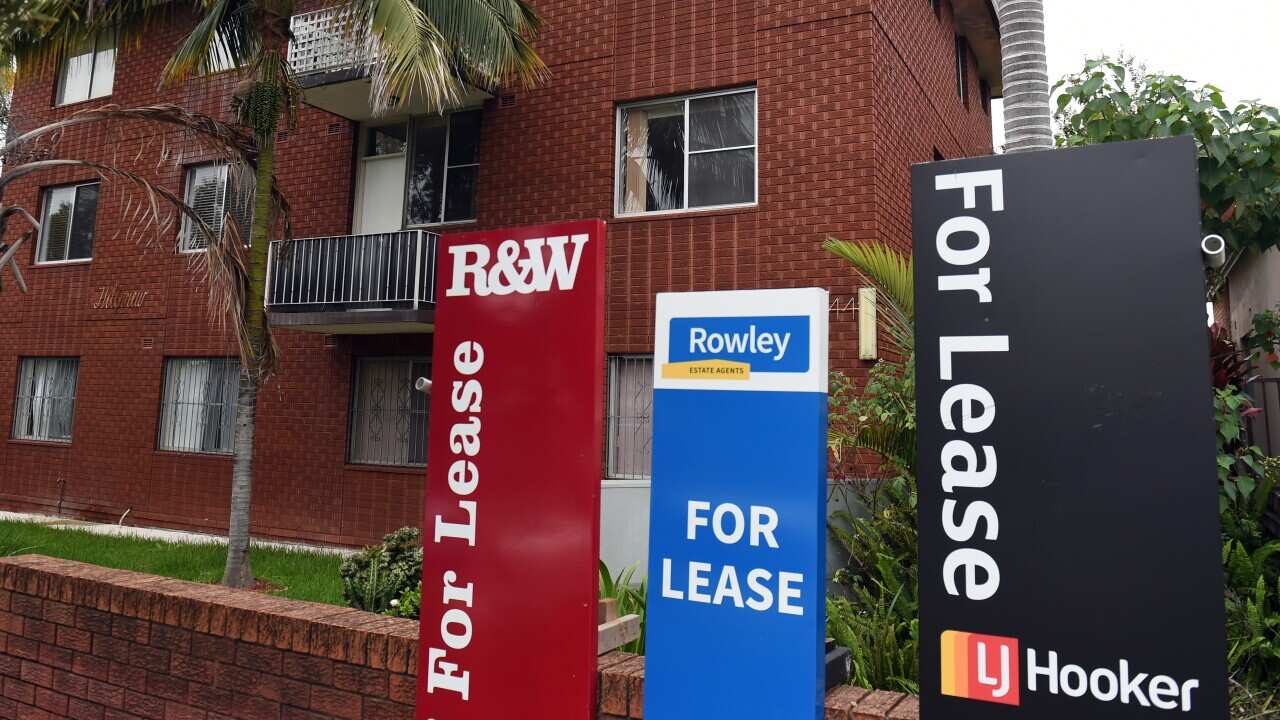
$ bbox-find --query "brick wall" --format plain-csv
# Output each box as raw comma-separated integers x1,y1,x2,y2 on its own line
0,0,994,546
0,556,918,719
0,555,418,720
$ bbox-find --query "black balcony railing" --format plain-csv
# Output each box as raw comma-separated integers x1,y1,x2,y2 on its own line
265,230,438,313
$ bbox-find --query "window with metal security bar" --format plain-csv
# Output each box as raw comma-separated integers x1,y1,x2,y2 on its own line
158,358,240,455
56,30,115,105
179,163,254,252
38,182,99,263
349,357,430,467
616,88,757,216
606,355,654,480
12,358,80,443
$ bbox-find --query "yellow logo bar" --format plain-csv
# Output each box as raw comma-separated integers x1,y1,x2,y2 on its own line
661,360,751,380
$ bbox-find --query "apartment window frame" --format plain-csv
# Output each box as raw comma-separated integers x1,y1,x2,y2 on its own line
955,36,970,106
347,356,431,468
402,110,483,228
605,354,654,482
179,162,254,253
36,181,100,265
614,86,759,218
56,29,116,106
157,357,240,456
12,357,80,444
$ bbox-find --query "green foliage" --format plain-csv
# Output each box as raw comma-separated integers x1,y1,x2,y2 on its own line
339,527,423,614
387,580,422,619
1054,57,1280,287
829,359,916,478
827,475,920,694
823,237,921,693
599,561,647,654
1224,538,1280,688
1215,386,1272,519
1216,382,1280,691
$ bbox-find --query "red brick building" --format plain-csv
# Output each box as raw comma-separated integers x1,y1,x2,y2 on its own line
0,0,1000,565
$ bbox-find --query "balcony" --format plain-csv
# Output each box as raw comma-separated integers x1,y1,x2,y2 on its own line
265,230,438,334
288,7,490,121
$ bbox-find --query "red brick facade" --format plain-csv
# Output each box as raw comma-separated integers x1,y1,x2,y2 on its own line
0,0,994,547
0,555,918,719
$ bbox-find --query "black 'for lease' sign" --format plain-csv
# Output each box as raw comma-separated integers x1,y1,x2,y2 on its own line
913,137,1227,719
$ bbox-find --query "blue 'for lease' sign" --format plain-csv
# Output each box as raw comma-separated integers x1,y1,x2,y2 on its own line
645,288,829,720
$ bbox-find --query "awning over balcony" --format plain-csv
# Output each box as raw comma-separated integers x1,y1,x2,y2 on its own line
288,7,490,122
265,230,438,334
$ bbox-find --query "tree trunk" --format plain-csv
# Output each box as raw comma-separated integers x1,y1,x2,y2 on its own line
997,0,1053,153
222,133,277,589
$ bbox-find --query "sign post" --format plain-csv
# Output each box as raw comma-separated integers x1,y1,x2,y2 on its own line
645,288,829,719
416,220,606,720
913,137,1227,718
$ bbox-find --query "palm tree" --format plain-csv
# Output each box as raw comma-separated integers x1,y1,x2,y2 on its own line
995,0,1052,152
18,0,546,587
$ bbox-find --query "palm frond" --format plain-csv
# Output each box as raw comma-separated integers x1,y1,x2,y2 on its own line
824,238,914,354
341,0,458,115
164,0,254,81
0,157,218,250
421,0,547,92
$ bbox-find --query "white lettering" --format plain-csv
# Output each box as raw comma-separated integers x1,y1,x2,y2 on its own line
939,336,1010,381
935,169,1005,212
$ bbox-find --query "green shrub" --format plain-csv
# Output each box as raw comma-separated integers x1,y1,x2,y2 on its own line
388,581,422,619
339,527,422,614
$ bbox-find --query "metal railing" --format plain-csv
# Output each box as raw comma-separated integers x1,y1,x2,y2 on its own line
287,7,371,76
265,230,438,311
606,355,654,480
1246,377,1280,457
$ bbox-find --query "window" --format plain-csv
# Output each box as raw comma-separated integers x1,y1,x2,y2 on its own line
158,358,239,455
207,30,241,74
12,358,79,442
955,36,969,105
37,182,99,263
56,30,115,105
930,0,941,17
980,79,992,115
349,357,430,467
406,111,482,225
616,88,757,215
606,355,653,480
180,163,254,252
933,148,945,162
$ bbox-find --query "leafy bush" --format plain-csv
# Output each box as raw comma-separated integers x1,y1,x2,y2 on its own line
340,527,423,615
599,561,647,655
388,581,421,619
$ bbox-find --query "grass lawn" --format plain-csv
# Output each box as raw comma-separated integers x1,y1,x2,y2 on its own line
0,519,346,606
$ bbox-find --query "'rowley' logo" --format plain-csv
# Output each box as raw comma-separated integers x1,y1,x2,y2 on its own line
446,234,589,297
941,630,1020,706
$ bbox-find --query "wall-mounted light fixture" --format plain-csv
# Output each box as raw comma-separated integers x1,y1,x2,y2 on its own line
858,287,878,360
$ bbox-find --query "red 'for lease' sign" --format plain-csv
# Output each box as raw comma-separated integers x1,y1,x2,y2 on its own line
416,220,606,720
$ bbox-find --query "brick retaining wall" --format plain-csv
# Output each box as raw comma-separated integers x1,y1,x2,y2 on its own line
0,556,918,719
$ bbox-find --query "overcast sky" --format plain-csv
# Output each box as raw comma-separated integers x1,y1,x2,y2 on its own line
991,0,1280,150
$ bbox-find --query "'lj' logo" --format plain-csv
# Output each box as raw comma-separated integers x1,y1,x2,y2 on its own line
941,630,1020,706
446,234,589,297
